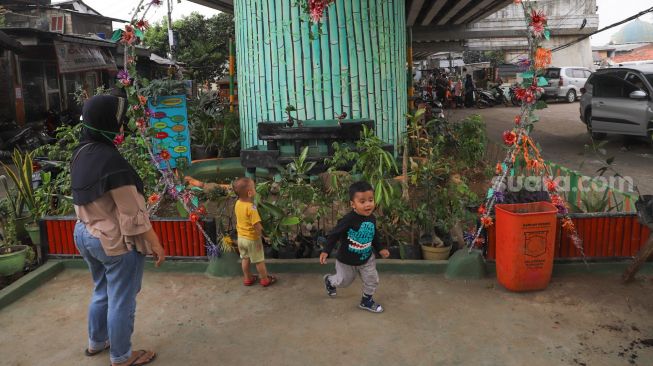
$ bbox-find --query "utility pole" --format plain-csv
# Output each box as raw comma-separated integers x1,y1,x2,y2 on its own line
166,0,175,61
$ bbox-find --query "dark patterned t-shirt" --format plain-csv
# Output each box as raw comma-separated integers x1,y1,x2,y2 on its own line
323,211,384,266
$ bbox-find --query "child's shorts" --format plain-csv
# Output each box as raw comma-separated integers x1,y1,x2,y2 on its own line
237,237,264,263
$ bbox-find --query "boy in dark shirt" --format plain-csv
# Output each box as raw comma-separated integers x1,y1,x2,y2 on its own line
319,181,390,313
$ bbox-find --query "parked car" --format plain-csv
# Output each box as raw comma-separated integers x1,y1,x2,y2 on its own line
542,66,592,103
579,64,653,145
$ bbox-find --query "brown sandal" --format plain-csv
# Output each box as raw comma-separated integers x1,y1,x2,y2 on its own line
111,350,157,366
85,342,110,356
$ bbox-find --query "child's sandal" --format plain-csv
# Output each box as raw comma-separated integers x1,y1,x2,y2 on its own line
243,275,259,286
260,275,277,287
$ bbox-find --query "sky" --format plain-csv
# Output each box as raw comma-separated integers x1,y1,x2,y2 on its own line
58,0,221,24
591,0,653,46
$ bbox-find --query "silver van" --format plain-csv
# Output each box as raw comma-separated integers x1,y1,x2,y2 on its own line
542,67,592,103
579,65,653,145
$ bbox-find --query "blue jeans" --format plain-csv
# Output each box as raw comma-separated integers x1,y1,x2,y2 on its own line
74,221,145,364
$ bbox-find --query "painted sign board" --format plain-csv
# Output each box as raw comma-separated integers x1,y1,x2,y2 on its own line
148,95,191,169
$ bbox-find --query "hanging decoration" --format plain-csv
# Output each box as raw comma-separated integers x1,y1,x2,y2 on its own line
467,0,586,259
112,0,219,257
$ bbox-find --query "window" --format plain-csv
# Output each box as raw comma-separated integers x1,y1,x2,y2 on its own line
625,73,648,93
544,68,560,79
593,74,627,98
572,69,586,78
584,70,592,78
50,16,64,33
566,69,576,78
646,74,653,88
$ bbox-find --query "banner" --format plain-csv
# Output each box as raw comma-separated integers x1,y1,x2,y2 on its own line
148,95,191,169
54,41,116,74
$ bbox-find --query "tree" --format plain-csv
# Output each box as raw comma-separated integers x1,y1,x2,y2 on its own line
144,12,235,83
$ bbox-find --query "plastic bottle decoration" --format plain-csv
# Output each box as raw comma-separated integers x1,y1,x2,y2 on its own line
467,1,585,259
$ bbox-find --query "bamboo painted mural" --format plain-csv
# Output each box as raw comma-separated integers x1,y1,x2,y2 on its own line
234,0,407,149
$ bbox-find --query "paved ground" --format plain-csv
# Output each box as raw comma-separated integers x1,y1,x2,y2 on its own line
448,102,653,195
1,269,653,366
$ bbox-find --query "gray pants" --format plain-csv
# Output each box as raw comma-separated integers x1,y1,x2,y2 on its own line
327,255,379,295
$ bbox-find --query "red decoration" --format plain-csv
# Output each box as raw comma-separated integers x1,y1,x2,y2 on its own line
113,134,124,146
530,9,547,37
138,95,147,105
514,115,521,125
495,163,503,175
148,193,160,205
546,179,557,192
136,20,149,31
481,216,494,228
159,150,171,161
190,213,200,223
155,132,169,139
477,205,487,215
502,131,517,146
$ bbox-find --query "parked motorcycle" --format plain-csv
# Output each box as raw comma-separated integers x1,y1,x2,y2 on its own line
0,122,56,161
475,86,510,109
508,86,521,106
32,157,64,189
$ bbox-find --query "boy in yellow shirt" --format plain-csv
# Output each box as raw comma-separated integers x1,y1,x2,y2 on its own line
233,177,277,287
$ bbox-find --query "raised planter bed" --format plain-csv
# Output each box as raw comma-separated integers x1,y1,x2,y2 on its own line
41,216,216,258
486,212,651,260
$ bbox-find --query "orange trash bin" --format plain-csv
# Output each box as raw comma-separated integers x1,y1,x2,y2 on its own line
495,202,558,292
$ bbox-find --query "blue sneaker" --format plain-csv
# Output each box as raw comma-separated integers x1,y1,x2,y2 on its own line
359,295,384,313
323,275,336,297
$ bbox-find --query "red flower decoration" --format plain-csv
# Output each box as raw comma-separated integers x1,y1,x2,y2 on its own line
138,95,147,105
136,20,149,31
190,213,200,223
113,134,124,146
495,163,503,175
150,0,163,5
503,130,517,146
530,9,547,37
197,206,207,215
148,193,161,205
136,117,146,129
474,237,485,247
546,179,557,192
121,25,136,45
477,205,487,215
481,216,494,228
159,150,171,161
514,115,522,125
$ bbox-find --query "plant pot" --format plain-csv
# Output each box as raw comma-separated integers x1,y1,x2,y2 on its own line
0,245,28,276
421,244,452,260
14,216,32,240
400,243,423,260
277,245,298,259
25,223,40,245
191,145,217,160
387,246,401,259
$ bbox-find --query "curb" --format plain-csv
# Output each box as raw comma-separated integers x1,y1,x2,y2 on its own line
0,261,64,310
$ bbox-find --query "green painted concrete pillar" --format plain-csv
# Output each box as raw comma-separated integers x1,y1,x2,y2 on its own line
234,0,407,149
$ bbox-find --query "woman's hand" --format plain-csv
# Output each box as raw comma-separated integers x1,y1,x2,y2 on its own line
150,242,165,267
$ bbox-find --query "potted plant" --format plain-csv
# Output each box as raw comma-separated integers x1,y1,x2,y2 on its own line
0,244,28,277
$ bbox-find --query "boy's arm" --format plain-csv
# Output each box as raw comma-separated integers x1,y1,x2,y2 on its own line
372,218,390,258
249,204,263,238
253,222,263,238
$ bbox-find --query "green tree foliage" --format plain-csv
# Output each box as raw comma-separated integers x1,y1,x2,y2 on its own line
143,12,235,83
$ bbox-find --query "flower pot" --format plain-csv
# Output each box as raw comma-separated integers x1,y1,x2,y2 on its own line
387,246,401,259
399,243,423,259
420,244,452,260
0,245,28,276
191,145,217,160
25,223,40,245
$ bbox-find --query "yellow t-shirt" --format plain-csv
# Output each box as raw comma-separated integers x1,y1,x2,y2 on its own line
235,199,262,240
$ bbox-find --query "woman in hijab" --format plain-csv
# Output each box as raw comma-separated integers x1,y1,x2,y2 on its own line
72,94,165,366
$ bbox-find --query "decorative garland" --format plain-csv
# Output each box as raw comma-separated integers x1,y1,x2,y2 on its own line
468,0,585,259
112,0,219,257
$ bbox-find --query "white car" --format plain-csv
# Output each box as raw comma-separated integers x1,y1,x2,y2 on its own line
542,67,592,103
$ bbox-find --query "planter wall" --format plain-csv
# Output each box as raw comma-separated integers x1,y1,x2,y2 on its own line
234,0,407,150
487,213,651,260
42,216,216,258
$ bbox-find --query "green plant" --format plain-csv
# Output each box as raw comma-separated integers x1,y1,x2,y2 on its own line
327,126,398,208
139,78,187,99
451,114,486,167
256,199,300,250
1,150,36,218
188,92,240,157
